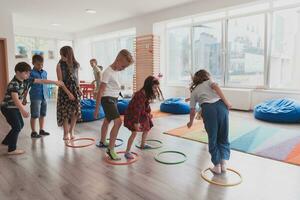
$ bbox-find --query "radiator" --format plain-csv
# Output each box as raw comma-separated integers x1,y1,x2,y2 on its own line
221,88,253,111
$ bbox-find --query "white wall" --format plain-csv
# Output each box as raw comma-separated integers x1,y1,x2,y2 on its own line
0,9,16,79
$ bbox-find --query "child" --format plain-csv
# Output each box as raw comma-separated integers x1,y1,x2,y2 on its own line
56,46,82,140
23,55,50,138
94,49,134,160
90,58,102,99
187,69,232,174
123,76,163,159
1,62,62,155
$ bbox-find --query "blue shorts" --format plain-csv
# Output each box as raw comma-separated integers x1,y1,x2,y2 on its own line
30,100,47,119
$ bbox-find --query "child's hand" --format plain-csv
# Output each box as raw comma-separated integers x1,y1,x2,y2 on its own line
226,102,232,110
21,109,29,118
94,109,99,119
68,93,75,101
56,81,64,87
187,121,193,128
22,99,27,106
134,123,141,132
149,113,153,119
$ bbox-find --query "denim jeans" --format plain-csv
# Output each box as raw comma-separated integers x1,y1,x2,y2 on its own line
1,106,24,152
202,100,230,165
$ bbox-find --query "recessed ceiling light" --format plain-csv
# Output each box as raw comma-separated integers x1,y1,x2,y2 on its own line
51,23,61,26
85,9,97,14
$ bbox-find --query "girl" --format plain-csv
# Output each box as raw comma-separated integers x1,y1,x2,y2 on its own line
56,46,82,140
187,70,231,174
94,49,134,160
124,76,163,159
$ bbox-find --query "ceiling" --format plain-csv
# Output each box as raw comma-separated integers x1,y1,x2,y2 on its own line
1,0,196,33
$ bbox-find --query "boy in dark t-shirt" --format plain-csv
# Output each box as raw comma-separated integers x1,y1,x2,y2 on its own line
1,62,63,155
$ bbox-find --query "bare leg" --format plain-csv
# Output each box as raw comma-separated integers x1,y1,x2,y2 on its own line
126,131,137,152
69,112,78,139
39,117,45,131
30,118,37,132
100,118,110,143
108,118,122,149
63,119,70,140
141,131,149,148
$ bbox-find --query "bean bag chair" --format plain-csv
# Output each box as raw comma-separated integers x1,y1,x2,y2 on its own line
254,98,300,123
79,99,105,122
160,98,190,114
117,99,131,115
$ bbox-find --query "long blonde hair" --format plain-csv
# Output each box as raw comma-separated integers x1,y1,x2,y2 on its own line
190,69,210,92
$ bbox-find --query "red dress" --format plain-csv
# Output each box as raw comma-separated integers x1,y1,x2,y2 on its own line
124,90,153,132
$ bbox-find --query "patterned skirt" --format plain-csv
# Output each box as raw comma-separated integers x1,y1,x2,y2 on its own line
56,82,81,126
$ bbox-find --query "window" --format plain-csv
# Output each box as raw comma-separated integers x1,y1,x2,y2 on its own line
269,8,300,90
166,27,191,83
92,35,135,90
192,22,223,85
227,14,265,87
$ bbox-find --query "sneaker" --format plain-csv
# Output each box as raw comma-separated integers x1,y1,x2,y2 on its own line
31,131,41,138
7,149,25,155
106,148,121,160
39,130,50,136
96,141,109,148
124,152,135,159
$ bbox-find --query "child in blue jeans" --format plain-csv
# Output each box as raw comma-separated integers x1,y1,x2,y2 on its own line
1,62,62,155
23,55,50,138
187,69,232,174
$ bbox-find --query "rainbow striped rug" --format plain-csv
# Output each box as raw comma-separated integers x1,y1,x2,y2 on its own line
164,119,300,166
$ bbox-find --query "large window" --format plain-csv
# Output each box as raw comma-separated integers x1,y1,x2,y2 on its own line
269,8,300,90
167,27,191,83
164,1,300,91
227,14,265,87
92,35,135,91
192,22,223,84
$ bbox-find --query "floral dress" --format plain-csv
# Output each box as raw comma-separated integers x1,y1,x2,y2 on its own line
124,90,153,132
56,61,81,126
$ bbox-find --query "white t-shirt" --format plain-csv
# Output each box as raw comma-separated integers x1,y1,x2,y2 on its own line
190,79,220,108
101,66,120,98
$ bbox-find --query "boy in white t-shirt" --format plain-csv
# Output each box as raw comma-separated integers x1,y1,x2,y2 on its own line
94,49,134,160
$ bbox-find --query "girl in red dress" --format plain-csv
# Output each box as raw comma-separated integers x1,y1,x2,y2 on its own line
124,76,163,159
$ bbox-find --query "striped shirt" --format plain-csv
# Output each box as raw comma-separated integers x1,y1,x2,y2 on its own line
1,76,35,109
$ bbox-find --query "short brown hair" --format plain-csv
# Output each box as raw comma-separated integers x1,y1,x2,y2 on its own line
117,49,134,65
32,54,44,64
15,62,31,73
90,58,97,63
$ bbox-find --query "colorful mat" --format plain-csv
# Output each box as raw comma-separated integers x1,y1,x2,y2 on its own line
164,119,300,166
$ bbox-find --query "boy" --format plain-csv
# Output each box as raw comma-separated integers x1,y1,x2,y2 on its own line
94,49,134,160
1,62,63,155
24,55,50,138
90,58,103,99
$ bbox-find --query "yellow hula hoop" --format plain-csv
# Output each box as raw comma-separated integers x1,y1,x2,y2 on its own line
65,137,96,148
201,168,242,187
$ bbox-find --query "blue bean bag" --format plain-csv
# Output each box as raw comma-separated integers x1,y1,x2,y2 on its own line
254,99,300,123
160,98,190,114
79,99,105,122
117,99,130,115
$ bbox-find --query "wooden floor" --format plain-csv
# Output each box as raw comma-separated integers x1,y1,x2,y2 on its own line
0,101,300,200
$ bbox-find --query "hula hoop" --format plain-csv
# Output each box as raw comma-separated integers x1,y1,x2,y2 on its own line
106,138,124,147
65,137,95,148
135,139,163,149
201,168,242,187
154,150,187,165
104,151,139,165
